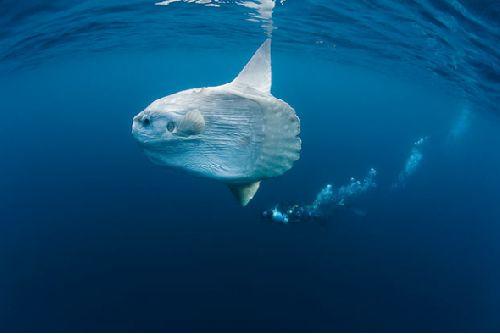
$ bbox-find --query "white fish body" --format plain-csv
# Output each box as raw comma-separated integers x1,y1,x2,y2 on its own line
132,40,301,205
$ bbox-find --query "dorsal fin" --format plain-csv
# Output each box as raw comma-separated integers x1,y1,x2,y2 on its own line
228,181,261,206
231,39,271,94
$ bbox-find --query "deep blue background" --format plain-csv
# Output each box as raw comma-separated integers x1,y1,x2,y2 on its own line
1,0,500,332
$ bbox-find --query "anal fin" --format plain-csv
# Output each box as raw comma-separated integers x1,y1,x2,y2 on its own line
228,181,261,206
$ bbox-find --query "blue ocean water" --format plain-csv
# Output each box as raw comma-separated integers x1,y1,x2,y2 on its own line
1,0,499,331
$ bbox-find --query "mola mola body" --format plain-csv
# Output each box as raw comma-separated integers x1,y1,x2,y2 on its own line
132,40,301,205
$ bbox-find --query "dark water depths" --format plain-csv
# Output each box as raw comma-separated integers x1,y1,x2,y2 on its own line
1,0,499,331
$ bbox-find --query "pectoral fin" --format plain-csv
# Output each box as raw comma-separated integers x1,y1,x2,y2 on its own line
228,181,261,206
176,110,205,136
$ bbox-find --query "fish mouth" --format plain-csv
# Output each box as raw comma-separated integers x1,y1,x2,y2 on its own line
131,117,164,146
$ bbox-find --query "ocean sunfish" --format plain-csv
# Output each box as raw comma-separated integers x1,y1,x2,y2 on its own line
132,39,301,206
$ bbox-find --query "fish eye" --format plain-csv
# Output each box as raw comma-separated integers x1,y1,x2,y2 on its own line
167,121,176,132
143,118,151,126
